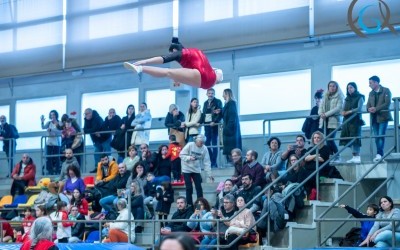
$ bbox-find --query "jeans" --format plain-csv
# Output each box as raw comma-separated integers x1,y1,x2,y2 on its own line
374,230,400,247
93,137,112,166
205,125,219,167
99,195,117,212
183,172,203,206
371,121,388,156
199,236,215,250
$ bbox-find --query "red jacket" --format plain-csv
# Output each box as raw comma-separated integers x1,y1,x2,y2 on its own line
11,161,36,186
20,239,57,250
165,142,182,161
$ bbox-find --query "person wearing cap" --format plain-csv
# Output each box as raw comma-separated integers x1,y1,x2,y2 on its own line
179,134,213,206
124,37,223,90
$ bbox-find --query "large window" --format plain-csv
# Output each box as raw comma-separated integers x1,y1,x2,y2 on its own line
197,82,231,108
0,105,10,122
238,0,308,16
145,89,176,118
239,69,311,115
16,96,66,133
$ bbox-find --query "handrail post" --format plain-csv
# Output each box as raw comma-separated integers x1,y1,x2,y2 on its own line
392,219,396,247
316,220,321,247
393,97,399,153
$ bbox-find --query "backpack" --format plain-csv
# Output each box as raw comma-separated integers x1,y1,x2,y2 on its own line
9,124,19,139
257,193,288,232
282,182,306,210
339,227,361,247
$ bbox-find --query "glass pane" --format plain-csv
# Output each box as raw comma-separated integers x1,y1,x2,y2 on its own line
240,120,264,136
81,88,139,126
0,106,10,120
89,9,139,39
89,0,138,10
16,0,62,22
238,0,309,16
17,21,62,50
263,118,305,135
143,2,173,31
16,136,42,150
145,89,176,118
149,128,169,142
239,70,311,115
197,82,231,109
0,30,13,53
204,0,233,22
0,1,12,24
16,96,66,133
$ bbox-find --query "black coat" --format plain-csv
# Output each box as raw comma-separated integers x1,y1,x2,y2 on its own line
83,110,105,144
131,194,144,220
71,213,86,239
222,100,242,155
102,115,122,140
302,105,320,140
155,188,174,215
166,206,194,232
165,111,185,133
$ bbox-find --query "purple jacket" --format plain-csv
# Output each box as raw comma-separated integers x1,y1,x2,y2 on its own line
63,178,86,194
241,161,266,188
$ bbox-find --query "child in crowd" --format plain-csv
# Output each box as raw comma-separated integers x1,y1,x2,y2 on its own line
339,203,379,246
13,226,29,243
165,134,182,182
143,172,171,218
61,118,76,150
155,181,174,228
22,208,35,234
50,201,74,243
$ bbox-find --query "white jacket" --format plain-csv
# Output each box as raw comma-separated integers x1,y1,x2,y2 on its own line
184,109,202,138
109,208,136,243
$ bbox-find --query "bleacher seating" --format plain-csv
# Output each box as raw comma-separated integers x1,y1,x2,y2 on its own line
4,194,27,208
17,194,38,208
0,195,13,208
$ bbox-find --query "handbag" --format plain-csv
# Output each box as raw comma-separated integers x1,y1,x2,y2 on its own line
71,133,83,149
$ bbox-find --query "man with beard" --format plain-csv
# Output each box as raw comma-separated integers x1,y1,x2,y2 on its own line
281,135,307,168
160,196,193,233
237,174,262,214
238,150,265,189
48,149,80,193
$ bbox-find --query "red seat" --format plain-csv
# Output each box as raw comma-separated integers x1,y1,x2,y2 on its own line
84,176,95,188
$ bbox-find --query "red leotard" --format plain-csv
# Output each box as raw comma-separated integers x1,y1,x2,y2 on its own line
179,48,216,89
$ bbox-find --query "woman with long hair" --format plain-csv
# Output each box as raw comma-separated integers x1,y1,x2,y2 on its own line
41,110,62,175
182,98,202,142
154,144,172,178
130,180,145,233
49,201,73,243
70,188,89,216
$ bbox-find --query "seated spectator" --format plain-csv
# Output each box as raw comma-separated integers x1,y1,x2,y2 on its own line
48,148,80,194
127,161,148,195
138,143,155,172
0,219,13,242
182,98,202,142
165,135,182,182
144,172,171,218
187,197,214,245
281,154,308,185
63,165,86,197
10,153,36,196
238,150,265,189
131,103,152,147
360,196,400,247
34,185,56,207
237,174,262,214
50,201,73,243
281,135,307,168
20,217,59,250
130,180,145,233
160,196,193,235
123,145,140,172
231,148,244,186
103,198,136,243
154,144,172,178
160,234,196,250
95,154,119,186
224,196,257,250
165,104,185,134
14,226,28,244
99,163,131,213
339,203,379,246
155,181,174,227
22,208,35,234
214,179,234,209
68,205,86,243
261,137,284,182
70,188,89,216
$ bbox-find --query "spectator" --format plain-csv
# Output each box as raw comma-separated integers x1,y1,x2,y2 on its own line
239,150,265,188
123,145,140,172
165,134,182,182
41,110,62,175
14,226,28,244
224,196,256,250
50,201,73,243
187,197,214,246
339,203,379,246
10,153,36,196
139,143,155,172
101,108,121,151
366,75,393,162
95,154,119,186
202,88,223,168
180,134,213,206
160,196,193,234
0,219,13,242
34,186,56,207
340,82,365,163
281,135,307,168
154,144,172,178
302,89,323,140
83,108,105,173
70,188,89,216
48,148,80,194
35,205,48,218
261,137,284,182
0,115,17,176
318,81,344,162
160,234,196,250
143,172,170,218
59,113,83,165
68,205,86,243
22,207,35,234
230,148,244,186
156,181,174,227
116,104,136,160
103,198,136,243
214,179,234,209
20,217,59,250
131,102,152,146
61,118,77,152
182,98,202,142
63,165,86,196
165,104,185,135
218,88,242,164
129,180,145,233
99,163,131,213
128,161,148,195
360,196,400,247
281,154,307,185
237,174,262,214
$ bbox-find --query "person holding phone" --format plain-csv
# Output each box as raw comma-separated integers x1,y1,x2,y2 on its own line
186,198,214,246
281,135,307,168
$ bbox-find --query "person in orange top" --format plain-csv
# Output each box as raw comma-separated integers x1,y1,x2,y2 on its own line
165,134,182,182
10,153,36,196
95,154,118,185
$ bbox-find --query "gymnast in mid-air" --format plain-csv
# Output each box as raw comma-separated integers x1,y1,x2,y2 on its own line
124,37,223,89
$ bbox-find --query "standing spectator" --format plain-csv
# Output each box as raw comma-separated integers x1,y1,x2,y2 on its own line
41,110,62,175
0,115,17,176
218,89,242,164
366,75,393,162
202,88,223,168
123,145,140,172
230,148,244,186
102,108,122,152
48,148,80,194
340,82,365,163
180,134,213,206
83,108,105,173
63,165,86,196
20,217,59,250
10,153,36,196
261,137,284,182
165,135,182,182
131,102,152,146
182,98,202,142
50,201,73,243
59,113,83,165
60,119,76,152
117,104,136,160
156,181,174,227
68,205,86,243
318,81,344,162
165,104,185,135
302,89,323,140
